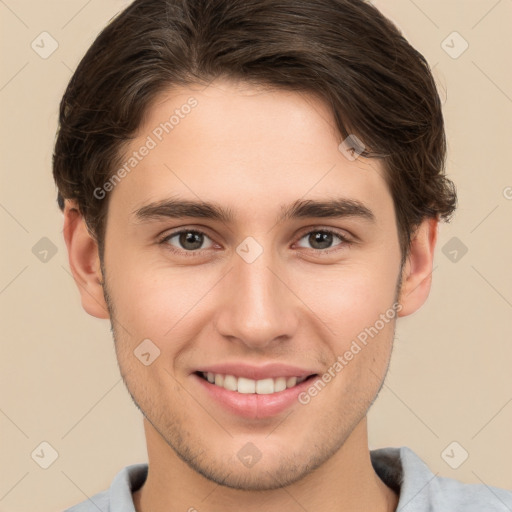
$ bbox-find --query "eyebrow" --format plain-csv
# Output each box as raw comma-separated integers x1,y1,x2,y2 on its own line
132,197,375,225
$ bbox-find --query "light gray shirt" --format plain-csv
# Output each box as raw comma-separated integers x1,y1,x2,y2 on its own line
64,446,512,511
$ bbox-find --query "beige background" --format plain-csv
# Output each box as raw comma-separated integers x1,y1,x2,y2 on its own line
1,0,511,510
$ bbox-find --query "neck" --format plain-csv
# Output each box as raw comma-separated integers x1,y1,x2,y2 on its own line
133,417,398,512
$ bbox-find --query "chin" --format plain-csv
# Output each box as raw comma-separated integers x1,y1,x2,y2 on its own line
193,462,310,491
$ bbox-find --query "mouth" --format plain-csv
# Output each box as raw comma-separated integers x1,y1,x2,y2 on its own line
194,371,318,395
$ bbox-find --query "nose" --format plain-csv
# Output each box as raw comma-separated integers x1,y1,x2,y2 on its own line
213,244,299,350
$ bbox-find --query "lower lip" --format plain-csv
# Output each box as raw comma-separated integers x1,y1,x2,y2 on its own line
192,373,319,419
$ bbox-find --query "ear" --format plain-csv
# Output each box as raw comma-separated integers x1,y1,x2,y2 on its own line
397,217,438,317
62,200,110,319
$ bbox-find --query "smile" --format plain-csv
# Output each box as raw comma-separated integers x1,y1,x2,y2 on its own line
198,371,314,394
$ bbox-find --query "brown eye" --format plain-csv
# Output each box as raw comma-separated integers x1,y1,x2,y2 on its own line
162,230,213,251
309,232,334,250
296,229,350,251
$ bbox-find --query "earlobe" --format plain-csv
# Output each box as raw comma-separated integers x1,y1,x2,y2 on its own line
397,217,438,317
62,200,110,319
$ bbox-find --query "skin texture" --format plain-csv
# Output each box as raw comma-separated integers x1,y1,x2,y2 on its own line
63,79,438,511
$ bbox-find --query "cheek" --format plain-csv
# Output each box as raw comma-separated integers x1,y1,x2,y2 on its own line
106,254,217,344
292,259,400,341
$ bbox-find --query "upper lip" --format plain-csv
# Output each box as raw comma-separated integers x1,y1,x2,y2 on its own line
194,363,318,381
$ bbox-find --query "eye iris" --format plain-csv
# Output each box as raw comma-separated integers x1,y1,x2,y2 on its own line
180,231,203,250
310,232,333,250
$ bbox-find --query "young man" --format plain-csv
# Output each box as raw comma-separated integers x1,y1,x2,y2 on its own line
54,1,511,511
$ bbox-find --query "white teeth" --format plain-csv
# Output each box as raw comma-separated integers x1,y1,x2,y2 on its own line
274,377,287,392
287,377,297,388
255,378,274,395
223,374,237,391
201,372,309,394
238,377,256,394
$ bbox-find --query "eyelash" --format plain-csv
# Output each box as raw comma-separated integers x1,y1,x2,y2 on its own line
157,227,353,258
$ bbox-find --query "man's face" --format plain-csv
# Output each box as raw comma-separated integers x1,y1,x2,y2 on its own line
100,79,403,490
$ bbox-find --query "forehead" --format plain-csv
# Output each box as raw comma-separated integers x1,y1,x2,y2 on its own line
109,79,392,225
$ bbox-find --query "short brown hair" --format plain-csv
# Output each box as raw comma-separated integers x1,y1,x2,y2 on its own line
53,0,456,262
